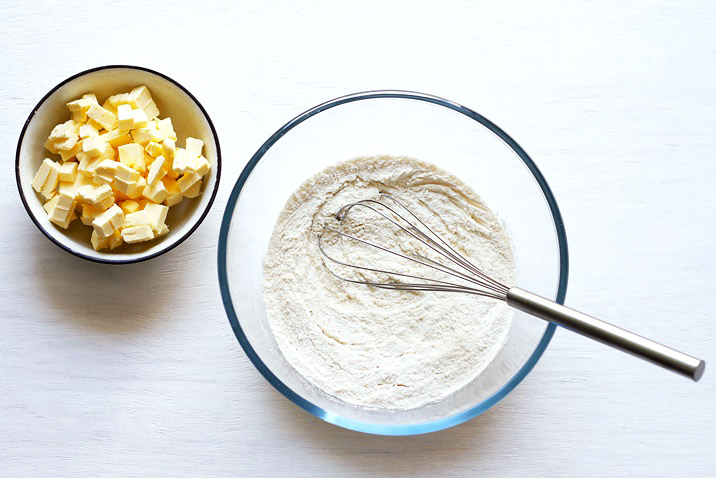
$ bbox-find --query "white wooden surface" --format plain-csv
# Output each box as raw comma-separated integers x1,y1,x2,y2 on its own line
1,1,714,476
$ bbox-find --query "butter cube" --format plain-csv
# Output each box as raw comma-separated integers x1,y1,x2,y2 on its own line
161,138,176,160
177,171,201,193
185,137,204,158
129,177,147,199
187,156,210,177
48,192,76,229
93,160,118,185
113,177,139,197
143,203,168,232
109,230,123,250
114,162,141,182
58,162,78,182
98,130,132,148
130,125,162,145
103,204,125,229
32,158,54,192
59,173,93,199
48,120,77,141
66,94,97,123
43,195,60,215
78,183,113,205
145,141,163,158
80,203,102,226
127,85,153,109
118,143,146,172
41,161,61,200
142,178,168,203
162,177,183,207
87,104,117,131
156,118,176,141
172,148,189,175
92,214,114,238
97,195,115,210
91,230,110,251
120,200,140,215
132,109,149,128
58,141,83,162
49,120,80,151
83,136,106,157
146,156,166,185
142,99,160,120
183,180,202,198
121,225,154,243
102,98,118,115
117,104,134,132
154,223,169,238
45,138,59,154
108,93,131,107
77,151,104,176
125,210,149,227
79,124,99,140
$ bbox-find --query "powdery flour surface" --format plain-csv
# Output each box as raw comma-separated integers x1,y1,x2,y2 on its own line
263,156,515,410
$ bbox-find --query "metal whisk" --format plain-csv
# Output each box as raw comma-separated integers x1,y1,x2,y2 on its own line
318,194,705,381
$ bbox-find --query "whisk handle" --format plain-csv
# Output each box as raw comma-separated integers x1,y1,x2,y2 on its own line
506,288,705,381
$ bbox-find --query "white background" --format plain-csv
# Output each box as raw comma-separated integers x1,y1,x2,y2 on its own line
1,1,714,476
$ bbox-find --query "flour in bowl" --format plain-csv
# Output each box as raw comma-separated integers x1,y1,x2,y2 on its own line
263,155,515,410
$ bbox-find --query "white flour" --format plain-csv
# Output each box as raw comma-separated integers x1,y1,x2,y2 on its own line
263,156,515,410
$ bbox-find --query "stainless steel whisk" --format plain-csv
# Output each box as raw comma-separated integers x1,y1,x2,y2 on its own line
318,194,705,381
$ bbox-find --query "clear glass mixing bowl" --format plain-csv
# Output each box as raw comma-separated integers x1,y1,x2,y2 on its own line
218,91,568,435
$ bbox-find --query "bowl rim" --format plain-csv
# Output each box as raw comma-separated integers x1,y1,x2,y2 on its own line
15,64,222,264
218,90,568,435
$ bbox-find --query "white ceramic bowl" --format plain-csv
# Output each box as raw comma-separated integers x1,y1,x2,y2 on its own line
15,65,221,263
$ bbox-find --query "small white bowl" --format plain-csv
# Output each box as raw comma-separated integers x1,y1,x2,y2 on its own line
15,65,221,263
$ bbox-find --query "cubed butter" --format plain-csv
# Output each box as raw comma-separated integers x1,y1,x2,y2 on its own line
162,177,183,207
59,172,93,199
121,225,154,243
120,200,140,215
33,86,207,252
78,183,113,205
87,104,117,131
145,141,163,158
114,162,141,182
187,156,210,177
132,109,149,128
48,192,76,229
58,162,78,182
146,156,166,185
109,230,123,250
177,171,201,193
93,160,118,185
127,85,152,109
43,195,60,215
143,203,169,232
142,178,168,203
183,180,202,198
32,158,54,193
156,118,176,141
58,141,83,162
41,161,61,200
118,143,146,172
91,230,110,251
79,123,99,139
117,104,134,131
185,137,204,158
82,137,106,157
98,130,132,148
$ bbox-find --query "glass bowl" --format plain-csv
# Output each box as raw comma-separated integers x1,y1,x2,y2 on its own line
218,91,568,435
